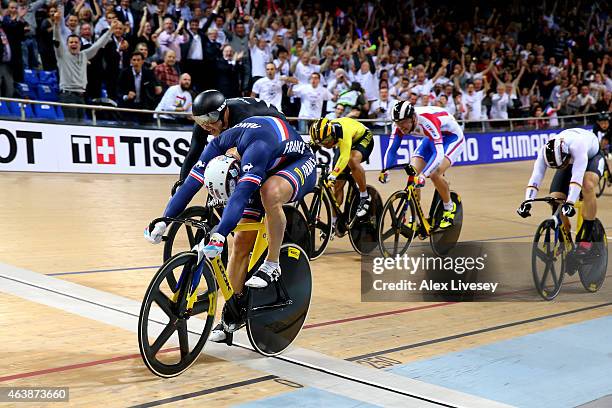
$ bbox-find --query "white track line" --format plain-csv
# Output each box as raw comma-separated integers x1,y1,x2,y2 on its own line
0,262,512,408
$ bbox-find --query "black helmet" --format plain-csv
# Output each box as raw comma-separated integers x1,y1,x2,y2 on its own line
193,90,227,125
392,100,416,122
596,112,610,122
543,138,570,169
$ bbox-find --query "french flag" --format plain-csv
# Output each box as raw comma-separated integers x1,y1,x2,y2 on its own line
189,169,204,184
239,174,262,185
267,116,290,142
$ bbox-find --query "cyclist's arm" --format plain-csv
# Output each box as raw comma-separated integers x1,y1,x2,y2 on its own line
525,152,547,200
163,136,225,218
419,114,444,177
567,151,589,204
382,126,402,171
331,129,353,177
216,141,271,236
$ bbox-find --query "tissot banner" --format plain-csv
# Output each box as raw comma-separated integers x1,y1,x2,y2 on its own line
0,119,566,174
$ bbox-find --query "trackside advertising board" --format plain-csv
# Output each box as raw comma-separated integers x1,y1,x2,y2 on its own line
0,120,565,174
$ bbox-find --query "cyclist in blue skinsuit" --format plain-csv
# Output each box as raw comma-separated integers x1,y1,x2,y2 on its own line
145,115,316,341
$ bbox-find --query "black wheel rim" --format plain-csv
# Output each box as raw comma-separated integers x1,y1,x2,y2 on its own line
283,205,312,256
531,220,565,300
138,252,217,377
300,192,333,260
430,192,463,256
378,190,415,257
247,244,312,356
349,186,383,255
578,219,608,292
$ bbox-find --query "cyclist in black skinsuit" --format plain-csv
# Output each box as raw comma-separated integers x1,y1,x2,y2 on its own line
593,112,611,154
178,90,287,184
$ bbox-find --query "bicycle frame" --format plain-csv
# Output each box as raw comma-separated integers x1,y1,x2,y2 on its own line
404,183,435,237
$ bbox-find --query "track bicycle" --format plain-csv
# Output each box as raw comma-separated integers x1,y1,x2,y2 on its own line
138,216,312,378
296,163,383,258
377,164,463,257
524,197,608,300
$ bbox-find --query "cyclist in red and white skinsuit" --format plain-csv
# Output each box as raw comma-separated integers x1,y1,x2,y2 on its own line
381,102,465,228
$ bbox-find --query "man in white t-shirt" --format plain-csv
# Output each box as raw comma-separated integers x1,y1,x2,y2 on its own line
461,82,487,121
368,87,396,127
289,72,333,132
155,73,193,123
354,61,379,101
294,53,321,84
251,62,297,112
489,84,510,120
249,34,271,81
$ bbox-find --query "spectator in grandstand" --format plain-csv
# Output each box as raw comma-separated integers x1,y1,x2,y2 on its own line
154,49,180,91
151,0,171,32
595,91,611,113
490,84,510,121
326,68,351,98
37,5,57,70
117,51,161,121
213,45,243,98
226,19,251,95
158,17,187,63
577,85,597,113
325,103,346,120
0,26,13,97
368,87,395,129
251,62,297,112
180,19,205,93
155,72,192,124
115,0,138,32
102,19,132,101
2,1,27,83
336,81,368,119
54,13,117,120
289,72,332,132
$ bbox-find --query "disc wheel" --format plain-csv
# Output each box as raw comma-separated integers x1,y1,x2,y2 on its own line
247,244,312,356
378,190,417,257
532,220,565,301
348,185,384,255
430,192,463,256
283,205,312,256
138,252,217,377
578,219,608,293
298,189,333,260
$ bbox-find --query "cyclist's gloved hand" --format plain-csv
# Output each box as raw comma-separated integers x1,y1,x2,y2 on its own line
198,232,225,258
517,202,531,218
325,173,337,188
562,202,576,217
144,221,167,244
378,171,389,184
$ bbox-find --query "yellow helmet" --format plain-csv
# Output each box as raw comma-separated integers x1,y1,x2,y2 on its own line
309,118,336,144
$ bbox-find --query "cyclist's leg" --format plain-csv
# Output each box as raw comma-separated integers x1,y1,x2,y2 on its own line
429,158,452,204
576,154,604,243
411,138,433,200
334,179,347,208
348,150,366,193
549,167,571,230
430,133,464,208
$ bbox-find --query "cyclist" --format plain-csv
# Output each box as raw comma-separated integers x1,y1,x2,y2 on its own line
381,101,465,229
517,128,604,254
177,90,287,189
145,116,316,342
593,112,611,154
309,117,375,223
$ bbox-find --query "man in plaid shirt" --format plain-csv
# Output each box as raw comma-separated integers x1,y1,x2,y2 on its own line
154,49,180,91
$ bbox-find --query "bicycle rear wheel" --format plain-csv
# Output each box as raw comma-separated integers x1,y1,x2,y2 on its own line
283,205,312,256
378,190,417,257
578,219,608,292
430,191,463,256
247,243,312,356
348,185,383,255
138,252,218,377
298,190,333,260
532,220,565,300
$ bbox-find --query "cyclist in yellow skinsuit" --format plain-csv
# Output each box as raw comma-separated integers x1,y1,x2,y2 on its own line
309,117,375,222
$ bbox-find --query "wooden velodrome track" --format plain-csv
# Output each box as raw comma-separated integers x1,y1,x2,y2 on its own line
1,161,612,407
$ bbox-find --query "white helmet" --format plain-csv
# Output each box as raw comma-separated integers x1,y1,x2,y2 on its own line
204,155,241,203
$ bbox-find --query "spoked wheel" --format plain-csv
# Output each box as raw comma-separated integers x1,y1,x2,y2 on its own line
430,192,463,256
283,205,312,256
597,170,608,197
163,206,223,262
378,190,418,257
578,219,608,293
247,244,312,356
348,185,384,255
138,252,218,377
298,190,333,260
532,220,566,301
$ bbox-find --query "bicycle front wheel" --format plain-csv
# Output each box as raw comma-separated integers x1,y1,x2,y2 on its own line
532,220,565,301
378,190,417,257
138,252,218,378
299,190,333,260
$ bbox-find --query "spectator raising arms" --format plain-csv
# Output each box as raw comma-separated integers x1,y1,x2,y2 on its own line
155,72,192,124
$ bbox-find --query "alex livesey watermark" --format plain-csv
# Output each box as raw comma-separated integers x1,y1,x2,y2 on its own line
361,242,612,302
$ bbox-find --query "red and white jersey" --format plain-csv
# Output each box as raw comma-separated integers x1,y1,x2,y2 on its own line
392,106,464,143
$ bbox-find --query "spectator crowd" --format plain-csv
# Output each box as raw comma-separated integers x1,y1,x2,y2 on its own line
0,0,609,126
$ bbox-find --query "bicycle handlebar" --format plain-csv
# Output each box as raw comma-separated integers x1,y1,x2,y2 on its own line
148,216,211,233
521,197,566,206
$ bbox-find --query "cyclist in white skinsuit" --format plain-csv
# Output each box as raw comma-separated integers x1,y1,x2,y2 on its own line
517,128,604,253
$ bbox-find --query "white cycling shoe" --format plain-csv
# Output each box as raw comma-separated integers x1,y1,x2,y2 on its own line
245,262,281,288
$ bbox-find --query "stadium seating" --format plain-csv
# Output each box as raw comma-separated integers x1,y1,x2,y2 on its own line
8,102,34,118
55,106,65,121
15,83,36,99
36,84,59,101
0,101,13,117
23,69,39,87
38,70,58,85
33,104,58,120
